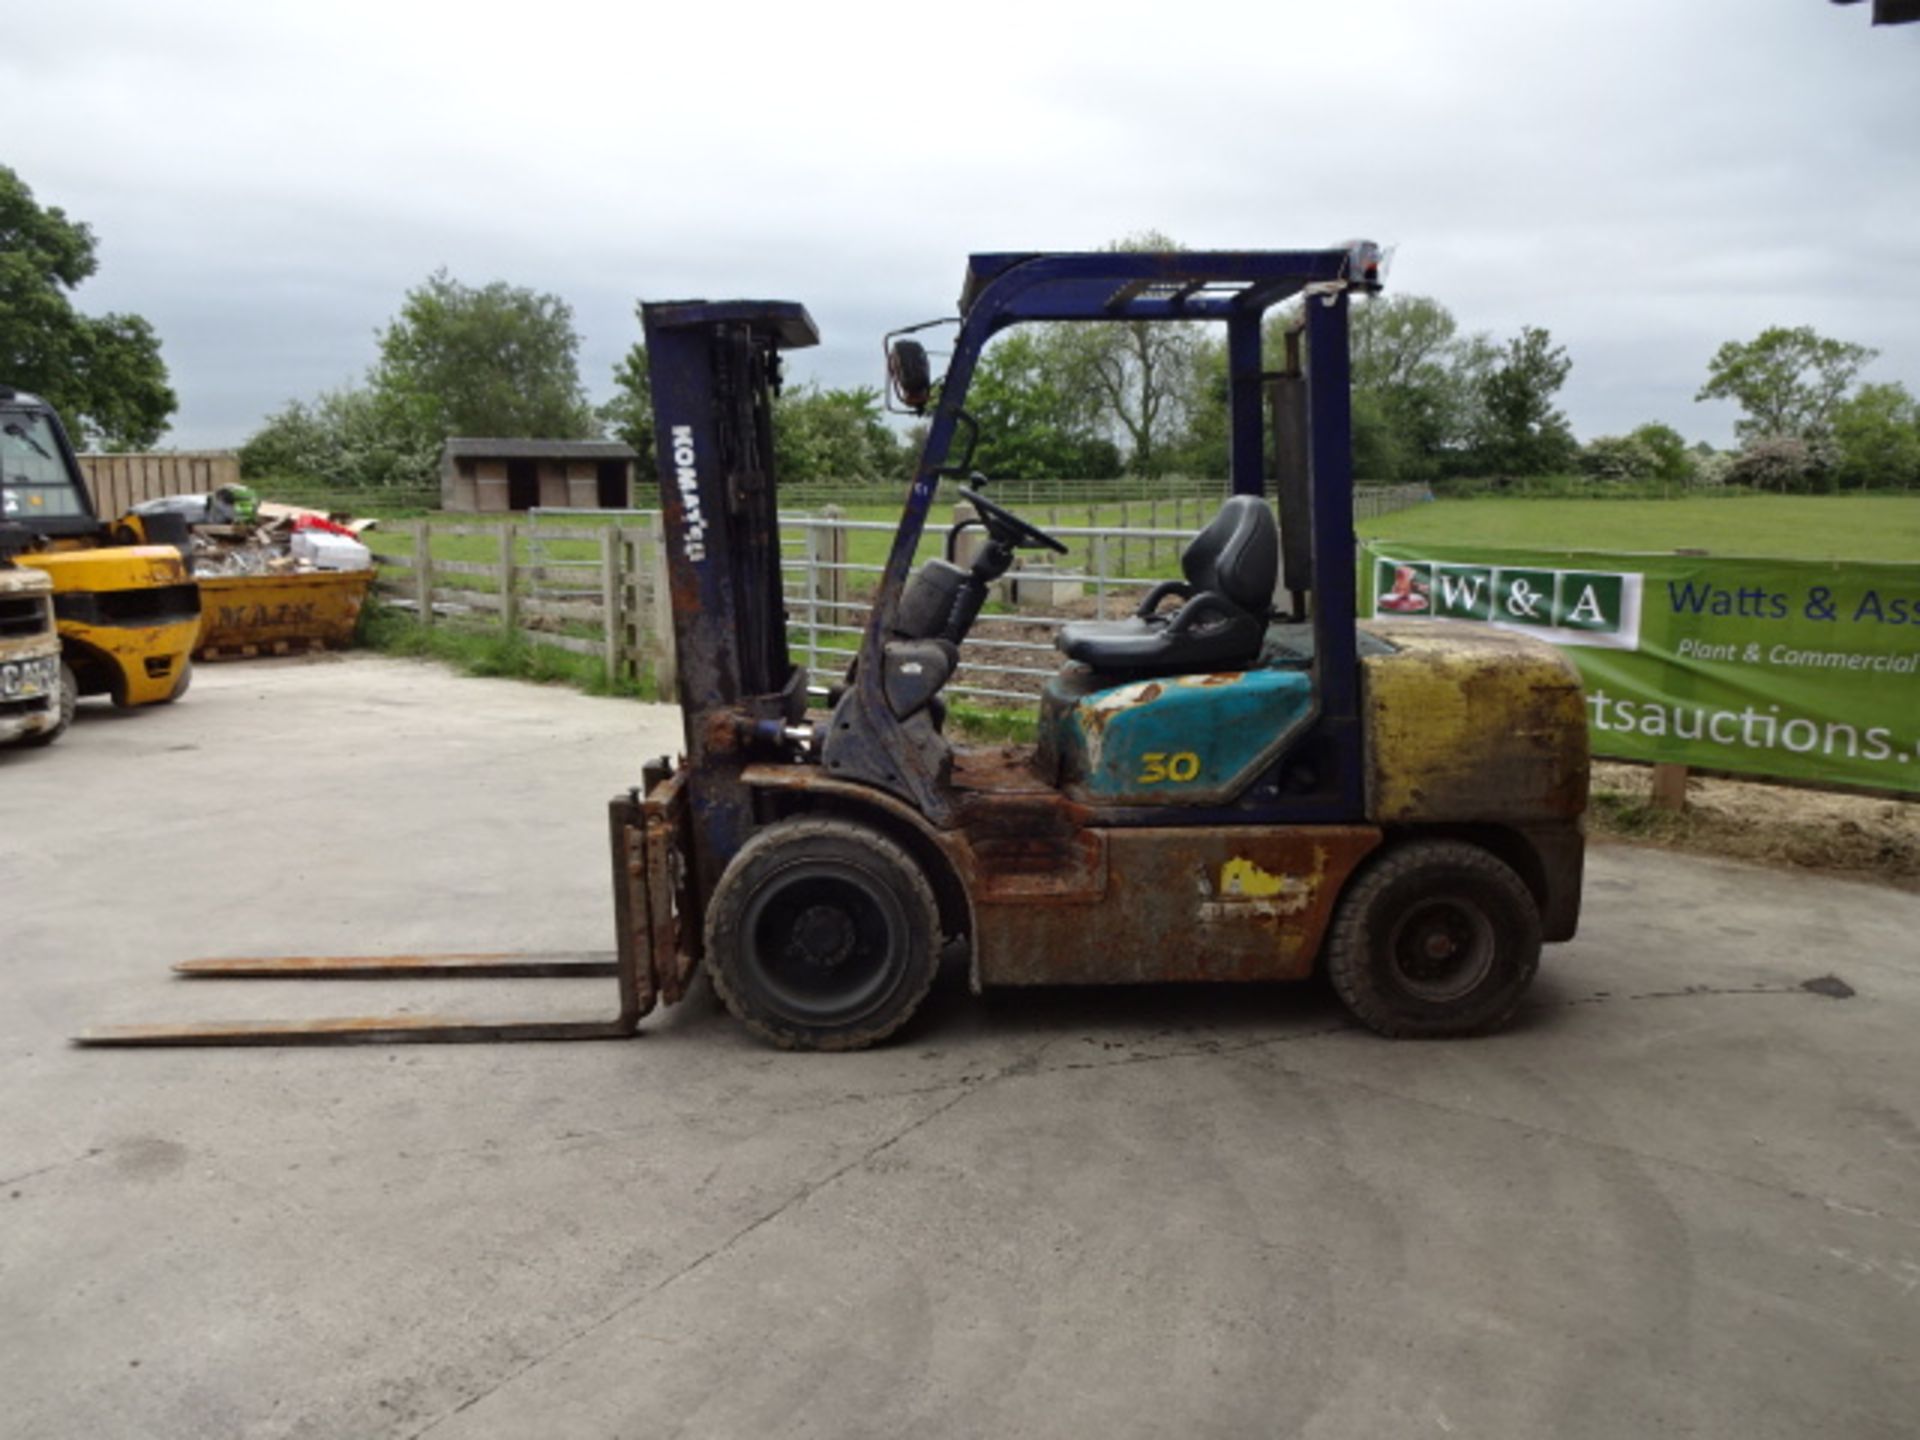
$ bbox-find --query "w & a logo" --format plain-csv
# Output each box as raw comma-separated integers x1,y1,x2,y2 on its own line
1373,557,1644,651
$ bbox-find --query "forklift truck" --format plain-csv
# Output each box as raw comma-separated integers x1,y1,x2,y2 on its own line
80,245,1588,1049
1,389,200,710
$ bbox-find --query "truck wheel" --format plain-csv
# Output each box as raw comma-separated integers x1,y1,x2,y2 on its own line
164,661,192,702
705,817,941,1051
1326,839,1541,1038
16,663,77,748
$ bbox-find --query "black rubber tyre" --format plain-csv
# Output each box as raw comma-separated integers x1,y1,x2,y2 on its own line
1326,839,1542,1038
705,817,942,1051
14,663,77,748
163,660,192,703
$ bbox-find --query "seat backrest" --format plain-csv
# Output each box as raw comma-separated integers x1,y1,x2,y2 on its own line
1181,496,1279,614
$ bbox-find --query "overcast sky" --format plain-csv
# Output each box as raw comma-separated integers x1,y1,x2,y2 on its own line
7,0,1917,451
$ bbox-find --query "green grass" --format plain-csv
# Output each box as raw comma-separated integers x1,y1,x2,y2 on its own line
946,700,1040,744
1359,493,1920,562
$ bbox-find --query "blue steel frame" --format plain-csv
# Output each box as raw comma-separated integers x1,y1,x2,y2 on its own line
848,248,1380,827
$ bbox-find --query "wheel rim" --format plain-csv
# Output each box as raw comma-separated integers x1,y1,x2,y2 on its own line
1386,897,1496,1003
740,861,910,1023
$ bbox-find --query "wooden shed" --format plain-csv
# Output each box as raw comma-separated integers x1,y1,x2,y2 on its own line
439,438,638,513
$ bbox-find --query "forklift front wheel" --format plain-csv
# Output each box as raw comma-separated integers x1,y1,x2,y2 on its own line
1325,839,1542,1038
705,817,942,1051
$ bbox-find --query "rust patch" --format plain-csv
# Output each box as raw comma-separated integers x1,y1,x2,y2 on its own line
973,826,1380,986
950,744,1051,795
700,709,740,755
957,775,1105,903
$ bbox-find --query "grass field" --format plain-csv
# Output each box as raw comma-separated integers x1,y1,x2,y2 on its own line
1359,493,1920,562
365,492,1920,579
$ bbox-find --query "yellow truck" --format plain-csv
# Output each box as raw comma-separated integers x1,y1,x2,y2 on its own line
1,388,199,709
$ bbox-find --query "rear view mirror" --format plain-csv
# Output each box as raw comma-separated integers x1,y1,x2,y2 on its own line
888,339,933,413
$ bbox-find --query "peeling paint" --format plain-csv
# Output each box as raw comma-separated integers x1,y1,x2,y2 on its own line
1200,848,1324,924
1221,856,1287,897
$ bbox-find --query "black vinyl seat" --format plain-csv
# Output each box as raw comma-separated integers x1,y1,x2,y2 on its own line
1056,494,1279,676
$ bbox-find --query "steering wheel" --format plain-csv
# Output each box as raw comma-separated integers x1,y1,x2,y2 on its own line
957,487,1069,555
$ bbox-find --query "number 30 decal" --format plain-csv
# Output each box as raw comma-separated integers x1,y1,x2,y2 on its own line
1138,751,1201,784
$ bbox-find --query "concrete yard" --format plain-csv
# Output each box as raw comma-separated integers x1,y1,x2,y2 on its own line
3,653,1917,1440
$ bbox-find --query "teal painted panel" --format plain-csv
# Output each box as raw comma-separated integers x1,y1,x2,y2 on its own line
1052,668,1315,803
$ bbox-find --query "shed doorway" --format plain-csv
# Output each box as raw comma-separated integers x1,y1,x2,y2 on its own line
507,460,540,510
596,460,629,509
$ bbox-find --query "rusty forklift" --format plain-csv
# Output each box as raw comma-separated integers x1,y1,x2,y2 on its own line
82,245,1588,1050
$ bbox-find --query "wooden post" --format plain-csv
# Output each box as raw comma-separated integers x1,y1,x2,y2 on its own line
498,522,518,636
648,513,677,699
1651,763,1689,812
821,504,847,610
801,518,824,679
414,522,433,624
601,526,624,681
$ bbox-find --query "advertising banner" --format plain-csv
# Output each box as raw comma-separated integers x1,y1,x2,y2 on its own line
1359,541,1920,794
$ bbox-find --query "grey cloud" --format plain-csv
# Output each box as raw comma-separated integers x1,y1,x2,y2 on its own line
4,0,1914,450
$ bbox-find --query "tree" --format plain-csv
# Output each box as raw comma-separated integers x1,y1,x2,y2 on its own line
1348,293,1460,393
1348,295,1490,481
1255,293,1496,482
599,336,654,466
1469,326,1577,475
1578,423,1694,487
1048,231,1200,477
371,270,597,447
1830,382,1920,489
1628,422,1695,486
1578,434,1661,483
1696,325,1878,442
773,385,904,483
1727,434,1837,493
967,329,1121,479
0,165,175,448
239,386,440,491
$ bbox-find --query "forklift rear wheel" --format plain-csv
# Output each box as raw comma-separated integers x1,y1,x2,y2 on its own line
1326,839,1541,1038
705,817,942,1051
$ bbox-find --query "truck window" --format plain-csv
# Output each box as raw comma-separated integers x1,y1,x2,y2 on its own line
0,411,88,520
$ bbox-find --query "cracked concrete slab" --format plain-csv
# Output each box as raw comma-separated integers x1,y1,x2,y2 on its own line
3,654,1917,1439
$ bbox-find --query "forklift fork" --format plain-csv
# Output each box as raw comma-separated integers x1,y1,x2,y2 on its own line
74,778,696,1048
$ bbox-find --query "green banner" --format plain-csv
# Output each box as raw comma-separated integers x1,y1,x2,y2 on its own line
1359,541,1920,794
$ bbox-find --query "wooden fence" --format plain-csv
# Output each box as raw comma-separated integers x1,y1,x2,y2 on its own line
370,481,1433,704
374,516,687,693
79,451,242,518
